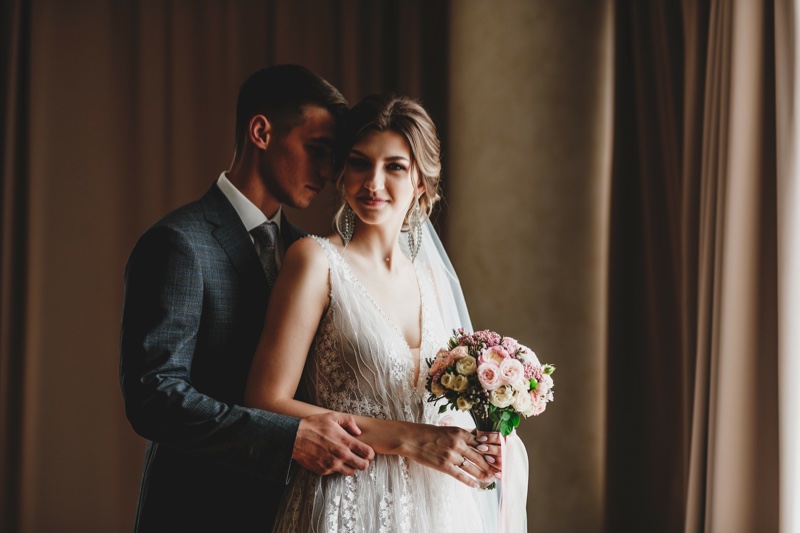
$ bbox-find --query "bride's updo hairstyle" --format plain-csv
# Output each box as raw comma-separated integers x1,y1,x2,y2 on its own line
333,94,442,238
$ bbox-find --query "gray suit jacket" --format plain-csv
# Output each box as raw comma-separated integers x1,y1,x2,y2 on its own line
120,183,306,532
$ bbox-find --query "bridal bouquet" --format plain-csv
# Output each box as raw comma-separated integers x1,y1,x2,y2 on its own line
425,329,555,438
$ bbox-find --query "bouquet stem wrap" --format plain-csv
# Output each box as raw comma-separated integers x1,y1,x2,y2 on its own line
498,431,528,533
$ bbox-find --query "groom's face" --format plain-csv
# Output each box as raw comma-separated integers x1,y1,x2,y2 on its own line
261,105,337,209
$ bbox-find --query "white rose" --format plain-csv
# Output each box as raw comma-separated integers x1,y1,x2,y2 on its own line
514,377,530,391
455,355,477,376
513,388,533,413
489,385,515,408
456,396,473,411
452,374,469,393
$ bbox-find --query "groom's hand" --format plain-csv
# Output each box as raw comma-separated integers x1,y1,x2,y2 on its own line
293,412,375,476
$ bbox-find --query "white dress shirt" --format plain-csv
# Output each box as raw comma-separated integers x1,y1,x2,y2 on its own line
216,172,283,268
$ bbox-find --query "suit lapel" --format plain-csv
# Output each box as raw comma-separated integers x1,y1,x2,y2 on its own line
201,184,269,296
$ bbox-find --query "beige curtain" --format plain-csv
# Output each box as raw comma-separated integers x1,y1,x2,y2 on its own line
608,1,781,532
3,0,795,531
2,1,448,531
775,2,800,532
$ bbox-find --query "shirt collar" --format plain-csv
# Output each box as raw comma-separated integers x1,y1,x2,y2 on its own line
216,172,282,232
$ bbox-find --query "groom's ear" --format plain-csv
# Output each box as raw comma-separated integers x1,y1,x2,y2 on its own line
248,115,272,150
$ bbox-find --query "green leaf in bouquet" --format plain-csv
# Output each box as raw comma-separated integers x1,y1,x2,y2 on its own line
543,364,556,375
510,412,520,428
438,405,448,414
499,420,513,437
530,377,538,391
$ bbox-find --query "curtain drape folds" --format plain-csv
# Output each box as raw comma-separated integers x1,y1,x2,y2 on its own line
0,0,29,531
608,1,781,532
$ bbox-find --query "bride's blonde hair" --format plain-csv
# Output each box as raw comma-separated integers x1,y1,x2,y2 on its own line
332,94,442,237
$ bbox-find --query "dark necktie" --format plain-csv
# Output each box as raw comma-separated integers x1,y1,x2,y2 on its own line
250,221,279,286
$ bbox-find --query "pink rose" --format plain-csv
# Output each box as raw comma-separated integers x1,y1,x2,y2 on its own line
477,362,502,390
450,345,470,360
429,348,452,376
529,393,548,416
501,337,519,354
499,358,524,386
480,346,509,365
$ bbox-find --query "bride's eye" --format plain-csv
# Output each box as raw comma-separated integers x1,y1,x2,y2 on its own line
386,162,407,172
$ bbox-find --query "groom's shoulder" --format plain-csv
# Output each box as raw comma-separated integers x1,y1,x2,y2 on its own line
145,186,222,235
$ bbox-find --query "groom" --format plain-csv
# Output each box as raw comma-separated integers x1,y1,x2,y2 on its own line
119,65,375,532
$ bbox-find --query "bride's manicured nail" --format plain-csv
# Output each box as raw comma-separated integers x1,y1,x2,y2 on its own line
495,472,502,479
477,436,488,442
477,445,489,452
485,456,495,464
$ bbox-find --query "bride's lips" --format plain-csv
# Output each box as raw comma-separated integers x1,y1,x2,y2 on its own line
356,196,389,207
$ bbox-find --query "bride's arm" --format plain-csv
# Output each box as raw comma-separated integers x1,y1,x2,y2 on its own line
244,238,497,488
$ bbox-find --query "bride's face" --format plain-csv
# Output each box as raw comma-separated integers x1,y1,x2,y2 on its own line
342,129,423,231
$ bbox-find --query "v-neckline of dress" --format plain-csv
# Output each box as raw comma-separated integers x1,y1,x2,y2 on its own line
321,237,425,385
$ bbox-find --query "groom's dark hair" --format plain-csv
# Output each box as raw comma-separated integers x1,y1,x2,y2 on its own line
234,65,348,150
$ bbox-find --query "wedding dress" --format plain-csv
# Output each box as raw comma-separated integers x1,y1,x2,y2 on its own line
272,236,499,533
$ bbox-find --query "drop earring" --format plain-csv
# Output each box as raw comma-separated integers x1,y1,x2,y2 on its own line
407,197,423,262
341,204,355,245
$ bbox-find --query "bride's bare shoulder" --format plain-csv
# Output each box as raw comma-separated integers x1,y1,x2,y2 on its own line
283,235,332,274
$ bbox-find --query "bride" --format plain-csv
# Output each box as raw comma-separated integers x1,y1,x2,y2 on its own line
244,94,507,532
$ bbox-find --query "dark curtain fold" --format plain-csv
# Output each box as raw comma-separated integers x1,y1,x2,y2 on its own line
0,0,29,531
606,2,691,529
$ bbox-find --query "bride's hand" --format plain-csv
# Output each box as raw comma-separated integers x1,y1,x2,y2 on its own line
474,430,503,476
401,425,498,488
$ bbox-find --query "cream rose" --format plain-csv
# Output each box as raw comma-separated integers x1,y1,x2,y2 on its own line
499,358,524,386
440,372,457,389
456,395,473,411
455,355,477,376
477,362,501,390
452,374,469,393
431,380,446,397
489,385,515,408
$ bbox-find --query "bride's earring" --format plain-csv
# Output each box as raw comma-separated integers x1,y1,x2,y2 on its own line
407,196,423,262
342,204,355,245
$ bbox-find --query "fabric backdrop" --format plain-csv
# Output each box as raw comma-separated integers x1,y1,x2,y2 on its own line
1,1,796,532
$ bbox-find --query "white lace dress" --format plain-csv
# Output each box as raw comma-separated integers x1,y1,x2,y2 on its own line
272,236,498,533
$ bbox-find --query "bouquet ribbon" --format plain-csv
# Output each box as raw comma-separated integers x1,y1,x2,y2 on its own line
497,430,528,532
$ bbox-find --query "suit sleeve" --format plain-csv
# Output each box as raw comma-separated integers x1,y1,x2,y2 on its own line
119,224,300,482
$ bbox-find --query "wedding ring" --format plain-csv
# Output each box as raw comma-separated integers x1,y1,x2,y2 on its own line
459,456,467,468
